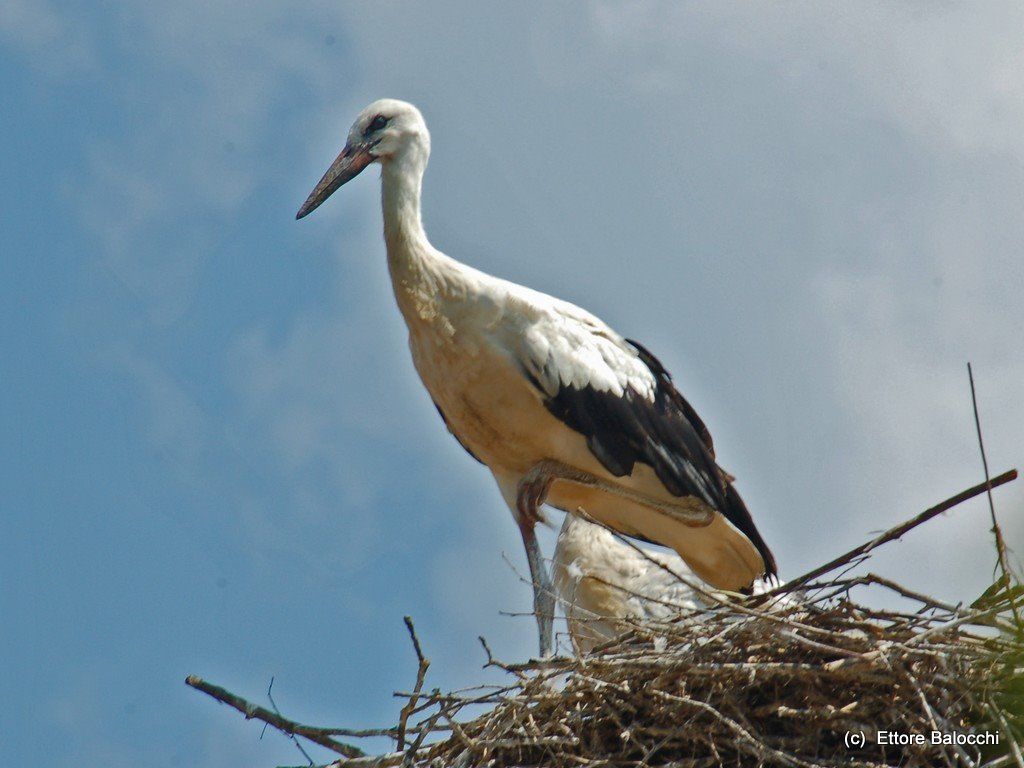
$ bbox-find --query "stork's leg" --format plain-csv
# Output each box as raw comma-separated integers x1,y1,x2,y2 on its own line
515,514,555,658
511,459,707,658
514,468,559,656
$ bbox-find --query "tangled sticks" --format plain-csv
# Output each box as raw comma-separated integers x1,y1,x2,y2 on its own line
188,470,1022,768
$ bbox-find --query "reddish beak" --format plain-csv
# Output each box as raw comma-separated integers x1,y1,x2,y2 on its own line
296,143,373,219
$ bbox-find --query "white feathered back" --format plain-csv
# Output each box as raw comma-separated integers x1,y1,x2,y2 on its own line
553,513,707,652
553,512,786,653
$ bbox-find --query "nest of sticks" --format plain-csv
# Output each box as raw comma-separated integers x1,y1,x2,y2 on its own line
188,471,1024,768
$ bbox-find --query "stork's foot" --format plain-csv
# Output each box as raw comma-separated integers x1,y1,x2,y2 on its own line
515,461,558,526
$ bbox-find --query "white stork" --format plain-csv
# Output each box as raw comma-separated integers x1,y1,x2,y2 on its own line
554,512,786,653
296,99,776,657
553,511,708,653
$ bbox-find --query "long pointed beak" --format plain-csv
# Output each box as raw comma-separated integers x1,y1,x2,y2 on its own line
295,143,374,220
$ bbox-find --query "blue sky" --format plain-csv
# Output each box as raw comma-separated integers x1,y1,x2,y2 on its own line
4,3,1023,766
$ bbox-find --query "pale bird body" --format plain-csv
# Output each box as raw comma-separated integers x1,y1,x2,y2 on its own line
553,512,707,653
554,512,787,653
297,99,776,656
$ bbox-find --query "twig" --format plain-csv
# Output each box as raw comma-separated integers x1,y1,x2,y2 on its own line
992,706,1024,768
322,752,406,768
185,675,365,758
968,363,1022,628
402,708,442,768
651,689,820,768
768,469,1018,596
268,676,316,766
969,364,1009,572
396,617,430,751
477,638,536,679
859,573,961,614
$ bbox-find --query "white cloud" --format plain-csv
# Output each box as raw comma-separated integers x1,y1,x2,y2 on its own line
583,1,1024,160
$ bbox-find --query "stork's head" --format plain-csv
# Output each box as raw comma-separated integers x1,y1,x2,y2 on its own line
296,99,429,220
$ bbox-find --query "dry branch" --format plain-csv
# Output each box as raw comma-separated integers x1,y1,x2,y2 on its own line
184,675,365,758
968,363,1022,631
770,468,1017,595
397,615,430,751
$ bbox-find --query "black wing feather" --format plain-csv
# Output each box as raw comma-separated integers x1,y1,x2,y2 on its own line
540,337,776,578
542,341,724,509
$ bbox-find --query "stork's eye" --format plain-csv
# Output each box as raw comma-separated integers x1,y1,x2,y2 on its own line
366,114,389,135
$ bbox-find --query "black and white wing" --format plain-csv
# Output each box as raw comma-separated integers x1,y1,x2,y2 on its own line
514,299,776,577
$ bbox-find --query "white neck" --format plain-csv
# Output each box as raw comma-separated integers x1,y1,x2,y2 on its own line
379,144,463,323
381,147,428,252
